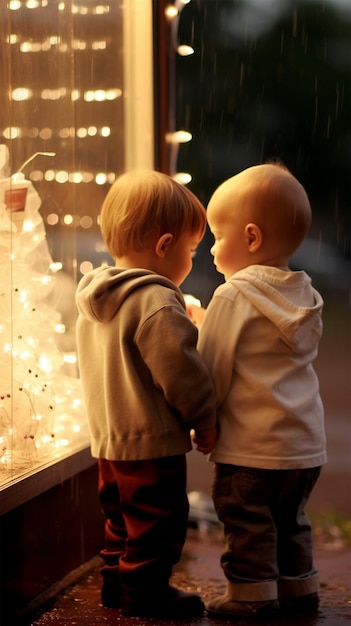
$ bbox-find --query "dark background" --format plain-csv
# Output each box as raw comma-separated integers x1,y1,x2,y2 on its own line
173,0,350,305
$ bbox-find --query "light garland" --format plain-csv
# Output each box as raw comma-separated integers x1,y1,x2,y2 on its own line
0,148,89,478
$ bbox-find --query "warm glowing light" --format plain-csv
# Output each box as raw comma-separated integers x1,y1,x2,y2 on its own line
92,41,107,50
82,172,94,183
70,3,109,14
1,178,89,476
50,262,63,271
63,354,77,364
96,90,106,102
20,350,31,360
107,173,116,184
21,41,41,52
56,170,69,183
26,1,41,9
72,172,83,183
80,216,93,228
39,355,53,372
54,324,66,334
23,220,35,232
173,172,192,185
84,91,95,102
41,88,67,100
72,39,87,50
45,170,56,181
165,5,178,19
39,128,53,140
9,0,21,9
166,130,192,143
84,88,122,102
30,170,44,181
106,89,122,100
41,435,53,444
12,87,33,101
77,128,87,138
177,45,195,56
54,438,69,447
18,290,28,303
96,173,107,185
80,261,93,275
59,128,70,139
47,213,59,225
63,214,73,225
3,127,21,139
94,4,109,14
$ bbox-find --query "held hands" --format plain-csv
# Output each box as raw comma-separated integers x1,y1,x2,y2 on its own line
186,303,206,328
191,427,218,455
183,294,207,328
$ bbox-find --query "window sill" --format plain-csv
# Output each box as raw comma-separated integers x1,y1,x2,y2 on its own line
0,440,94,515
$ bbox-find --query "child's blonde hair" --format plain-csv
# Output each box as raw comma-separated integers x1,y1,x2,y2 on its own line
100,170,207,258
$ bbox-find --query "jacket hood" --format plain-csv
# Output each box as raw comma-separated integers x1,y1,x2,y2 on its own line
76,266,183,322
230,265,323,353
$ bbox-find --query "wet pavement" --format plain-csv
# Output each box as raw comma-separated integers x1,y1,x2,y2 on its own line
21,528,350,626
11,322,351,626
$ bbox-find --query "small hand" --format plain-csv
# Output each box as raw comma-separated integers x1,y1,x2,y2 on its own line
192,427,218,455
186,303,207,328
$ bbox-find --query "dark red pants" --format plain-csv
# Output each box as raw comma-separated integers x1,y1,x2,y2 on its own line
98,455,189,593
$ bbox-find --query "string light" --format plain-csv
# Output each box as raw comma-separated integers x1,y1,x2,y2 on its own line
166,130,192,143
0,0,156,481
173,172,192,184
177,44,194,56
0,163,89,478
166,0,195,181
165,5,178,20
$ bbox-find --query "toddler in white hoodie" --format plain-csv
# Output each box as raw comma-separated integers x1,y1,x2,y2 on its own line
189,162,326,620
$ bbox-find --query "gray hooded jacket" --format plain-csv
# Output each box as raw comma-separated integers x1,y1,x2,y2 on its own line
76,266,216,460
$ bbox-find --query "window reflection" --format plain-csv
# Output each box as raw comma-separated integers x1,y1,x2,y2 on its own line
174,0,350,302
173,0,350,515
0,0,125,480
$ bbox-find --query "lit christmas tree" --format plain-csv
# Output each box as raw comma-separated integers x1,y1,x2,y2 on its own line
0,147,89,476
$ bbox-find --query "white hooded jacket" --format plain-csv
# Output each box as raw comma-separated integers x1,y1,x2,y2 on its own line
198,265,326,469
75,266,216,461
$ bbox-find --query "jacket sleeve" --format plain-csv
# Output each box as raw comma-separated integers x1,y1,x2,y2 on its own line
136,303,217,431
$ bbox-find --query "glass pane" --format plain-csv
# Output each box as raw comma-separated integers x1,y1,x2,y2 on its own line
0,0,125,482
173,0,350,516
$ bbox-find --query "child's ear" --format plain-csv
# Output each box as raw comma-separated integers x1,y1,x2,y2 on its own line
245,223,263,252
155,233,173,258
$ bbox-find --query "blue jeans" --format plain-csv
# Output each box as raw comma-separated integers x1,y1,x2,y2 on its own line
212,464,321,600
